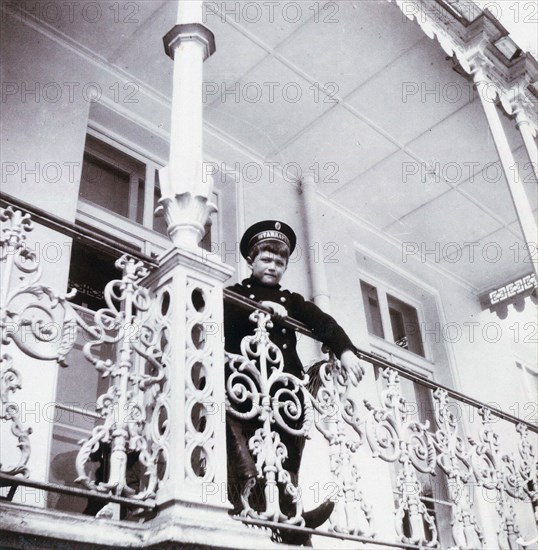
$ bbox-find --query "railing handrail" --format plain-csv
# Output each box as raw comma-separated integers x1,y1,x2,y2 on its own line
0,192,158,267
237,518,425,549
54,402,103,420
224,289,538,433
0,473,155,509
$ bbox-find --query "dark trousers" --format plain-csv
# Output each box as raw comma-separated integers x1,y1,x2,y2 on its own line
226,413,305,515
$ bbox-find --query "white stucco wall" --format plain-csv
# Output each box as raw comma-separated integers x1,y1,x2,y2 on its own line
1,6,535,546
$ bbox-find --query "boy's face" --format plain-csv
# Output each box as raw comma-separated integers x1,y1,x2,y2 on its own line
248,251,287,286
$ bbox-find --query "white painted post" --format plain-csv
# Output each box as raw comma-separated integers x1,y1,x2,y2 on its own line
513,107,538,182
474,69,538,279
299,173,331,313
159,0,217,250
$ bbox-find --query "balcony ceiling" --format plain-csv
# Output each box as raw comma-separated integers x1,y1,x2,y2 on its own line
29,0,537,293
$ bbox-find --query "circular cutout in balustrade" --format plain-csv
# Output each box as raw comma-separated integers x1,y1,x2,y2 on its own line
191,402,208,433
159,326,170,353
160,291,171,316
191,287,206,312
191,323,206,349
191,446,208,478
156,403,169,437
191,362,207,390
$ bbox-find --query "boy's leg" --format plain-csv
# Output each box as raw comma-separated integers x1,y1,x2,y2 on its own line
226,414,258,513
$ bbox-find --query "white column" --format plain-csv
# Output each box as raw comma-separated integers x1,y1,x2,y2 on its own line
160,1,216,250
177,0,203,21
138,5,279,545
300,173,331,313
169,2,203,197
513,106,538,181
474,69,538,279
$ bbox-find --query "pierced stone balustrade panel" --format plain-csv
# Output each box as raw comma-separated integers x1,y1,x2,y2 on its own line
185,278,220,485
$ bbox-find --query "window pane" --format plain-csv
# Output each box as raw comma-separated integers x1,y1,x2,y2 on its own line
67,240,121,311
136,178,145,224
360,281,384,338
79,135,145,221
387,294,424,356
80,153,130,217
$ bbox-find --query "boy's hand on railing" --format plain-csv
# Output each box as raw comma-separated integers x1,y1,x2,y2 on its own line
259,301,288,320
339,350,365,385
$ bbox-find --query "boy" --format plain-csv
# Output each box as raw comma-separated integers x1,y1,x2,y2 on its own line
224,220,364,543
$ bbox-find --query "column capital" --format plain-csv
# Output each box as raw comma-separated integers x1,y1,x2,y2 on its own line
163,23,216,61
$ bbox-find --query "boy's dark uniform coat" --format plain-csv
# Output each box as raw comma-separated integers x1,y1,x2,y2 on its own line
224,276,354,511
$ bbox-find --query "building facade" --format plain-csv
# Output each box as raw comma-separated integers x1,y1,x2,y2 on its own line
1,0,537,548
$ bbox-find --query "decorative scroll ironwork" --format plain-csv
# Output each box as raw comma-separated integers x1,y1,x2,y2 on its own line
432,388,484,549
0,206,79,477
364,368,438,547
225,310,313,524
75,256,165,504
0,206,78,366
138,284,171,494
513,424,537,503
0,354,32,476
0,205,167,507
222,309,538,547
514,424,538,547
308,355,373,537
469,408,536,549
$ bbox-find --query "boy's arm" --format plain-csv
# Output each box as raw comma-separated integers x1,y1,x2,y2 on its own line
291,293,364,383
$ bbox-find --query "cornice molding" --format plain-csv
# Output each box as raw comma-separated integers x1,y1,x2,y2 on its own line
388,0,538,134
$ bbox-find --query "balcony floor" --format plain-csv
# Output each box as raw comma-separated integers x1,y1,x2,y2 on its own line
0,500,295,550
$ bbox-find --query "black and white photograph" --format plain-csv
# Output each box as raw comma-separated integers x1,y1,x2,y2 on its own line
1,0,537,548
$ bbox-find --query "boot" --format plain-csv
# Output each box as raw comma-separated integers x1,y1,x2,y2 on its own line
278,529,313,547
303,500,335,529
278,500,334,546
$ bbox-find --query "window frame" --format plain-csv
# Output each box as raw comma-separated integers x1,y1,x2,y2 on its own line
359,273,434,376
85,124,162,226
79,125,221,257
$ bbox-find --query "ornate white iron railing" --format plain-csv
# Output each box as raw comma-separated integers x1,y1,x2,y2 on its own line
1,202,537,549
224,298,538,549
1,205,77,478
0,204,166,518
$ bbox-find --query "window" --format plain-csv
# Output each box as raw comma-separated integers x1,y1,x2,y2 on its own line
360,281,384,338
387,294,424,356
80,133,161,232
360,280,425,358
67,240,121,311
78,131,216,253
